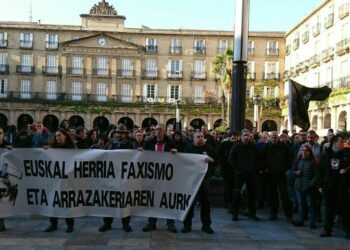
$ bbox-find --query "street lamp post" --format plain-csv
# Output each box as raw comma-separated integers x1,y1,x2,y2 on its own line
175,100,181,131
253,94,261,130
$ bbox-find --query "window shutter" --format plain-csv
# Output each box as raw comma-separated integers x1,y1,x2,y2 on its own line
155,84,158,101
29,33,33,42
20,33,24,41
178,85,182,101
4,32,7,40
55,34,58,43
145,38,149,46
143,84,147,101
167,85,171,102
154,39,157,46
179,60,183,71
276,41,279,49
45,34,49,43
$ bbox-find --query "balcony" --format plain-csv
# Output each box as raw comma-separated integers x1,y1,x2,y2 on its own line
42,66,62,76
0,64,9,74
247,47,255,55
142,70,159,80
321,47,334,63
302,32,309,44
16,65,34,74
117,69,135,78
247,72,256,80
299,60,309,73
324,13,334,29
167,71,183,80
285,45,291,56
309,54,320,68
263,72,280,81
336,38,350,56
20,40,33,49
193,47,206,55
145,45,157,54
266,48,279,56
312,23,321,37
339,3,349,19
92,68,110,77
67,67,85,76
191,71,207,81
169,46,182,55
293,39,299,50
45,42,58,50
0,39,7,48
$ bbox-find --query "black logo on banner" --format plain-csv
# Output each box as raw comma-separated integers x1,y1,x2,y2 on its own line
0,163,22,206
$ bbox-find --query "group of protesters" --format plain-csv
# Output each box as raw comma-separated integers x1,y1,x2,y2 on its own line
0,120,349,239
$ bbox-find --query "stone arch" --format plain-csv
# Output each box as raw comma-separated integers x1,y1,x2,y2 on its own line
324,113,331,129
311,115,318,131
338,111,347,131
245,119,253,130
261,119,278,132
142,117,158,130
69,115,85,128
166,118,182,131
0,113,8,129
117,117,134,131
93,116,110,133
213,119,223,129
43,114,59,133
190,118,205,130
17,114,34,131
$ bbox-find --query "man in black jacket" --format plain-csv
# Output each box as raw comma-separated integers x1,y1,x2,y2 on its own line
263,131,293,221
228,129,260,221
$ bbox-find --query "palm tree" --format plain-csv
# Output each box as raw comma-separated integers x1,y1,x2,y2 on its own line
212,48,233,125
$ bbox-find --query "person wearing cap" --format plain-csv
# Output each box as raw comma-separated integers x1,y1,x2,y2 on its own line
99,124,134,233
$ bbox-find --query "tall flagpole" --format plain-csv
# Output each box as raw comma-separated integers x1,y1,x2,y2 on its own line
231,0,250,131
288,79,293,132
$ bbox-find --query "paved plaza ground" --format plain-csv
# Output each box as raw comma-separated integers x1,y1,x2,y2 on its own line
0,207,349,250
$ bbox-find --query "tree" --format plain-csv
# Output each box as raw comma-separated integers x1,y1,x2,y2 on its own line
212,48,233,125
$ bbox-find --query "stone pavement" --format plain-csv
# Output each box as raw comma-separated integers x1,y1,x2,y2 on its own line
0,208,349,250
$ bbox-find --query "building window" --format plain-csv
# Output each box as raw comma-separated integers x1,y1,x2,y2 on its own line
46,80,57,100
193,39,205,54
266,41,279,55
247,61,255,80
0,32,8,48
193,60,206,79
72,81,82,101
20,54,33,73
20,33,33,48
119,58,133,77
167,59,183,78
143,84,158,102
248,40,255,55
46,34,58,49
170,39,182,54
145,59,157,77
71,56,84,75
96,83,107,102
46,55,59,74
0,79,8,98
264,62,279,80
218,39,228,54
167,85,182,103
0,53,8,73
21,79,31,99
145,38,157,53
121,83,132,103
95,57,108,75
194,85,204,103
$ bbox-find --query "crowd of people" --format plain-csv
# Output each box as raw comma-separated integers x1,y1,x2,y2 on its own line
0,120,349,240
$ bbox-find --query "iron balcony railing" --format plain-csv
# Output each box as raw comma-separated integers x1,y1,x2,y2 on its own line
193,47,206,55
324,13,334,29
145,45,157,54
169,46,182,55
248,47,255,55
336,38,350,55
321,47,334,62
191,71,207,80
142,70,159,80
67,67,85,76
167,71,183,80
247,72,256,80
42,66,62,75
339,3,350,19
45,42,58,50
312,23,321,37
117,69,135,78
92,68,111,77
0,64,9,74
16,65,35,74
266,48,279,56
0,39,7,48
19,40,33,49
263,72,280,81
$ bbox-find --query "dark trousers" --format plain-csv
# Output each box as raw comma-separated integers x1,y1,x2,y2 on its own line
49,217,74,227
256,172,268,207
103,216,130,227
148,217,174,226
267,174,292,218
232,173,257,217
222,167,234,208
183,179,211,228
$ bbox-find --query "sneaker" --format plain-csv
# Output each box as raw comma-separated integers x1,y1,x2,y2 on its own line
201,226,214,234
320,229,332,237
181,226,192,233
294,221,304,227
123,224,132,232
44,224,57,232
65,225,74,233
167,224,177,233
99,223,112,232
249,216,261,221
142,223,156,232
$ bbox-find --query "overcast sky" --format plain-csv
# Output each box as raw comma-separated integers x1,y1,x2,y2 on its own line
0,0,322,32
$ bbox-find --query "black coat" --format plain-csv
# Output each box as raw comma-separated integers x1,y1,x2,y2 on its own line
228,141,258,175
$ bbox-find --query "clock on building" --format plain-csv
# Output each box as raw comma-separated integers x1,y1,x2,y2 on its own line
97,37,107,46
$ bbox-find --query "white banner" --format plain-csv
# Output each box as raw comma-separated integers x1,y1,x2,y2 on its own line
0,148,207,221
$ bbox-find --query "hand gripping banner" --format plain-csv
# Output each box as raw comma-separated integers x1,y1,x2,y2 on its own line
0,148,207,221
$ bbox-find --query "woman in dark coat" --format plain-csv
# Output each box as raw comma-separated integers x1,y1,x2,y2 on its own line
44,128,76,233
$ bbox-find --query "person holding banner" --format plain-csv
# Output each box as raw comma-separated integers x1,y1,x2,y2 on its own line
142,123,178,233
99,124,133,233
44,128,76,233
182,131,217,234
0,127,12,232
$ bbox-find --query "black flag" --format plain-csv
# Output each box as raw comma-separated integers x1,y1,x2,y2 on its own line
289,80,332,131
